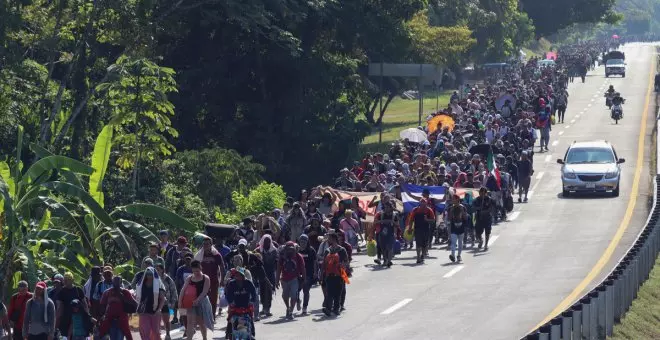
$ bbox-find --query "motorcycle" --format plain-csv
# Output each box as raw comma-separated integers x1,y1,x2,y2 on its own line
611,104,623,124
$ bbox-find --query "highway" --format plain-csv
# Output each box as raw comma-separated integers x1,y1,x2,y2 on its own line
181,43,657,340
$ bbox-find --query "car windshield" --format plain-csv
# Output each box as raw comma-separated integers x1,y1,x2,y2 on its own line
566,147,615,164
607,59,624,65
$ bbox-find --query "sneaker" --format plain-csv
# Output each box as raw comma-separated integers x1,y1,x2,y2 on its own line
255,316,260,322
386,261,392,268
341,306,346,311
323,308,332,316
457,255,462,262
374,259,381,265
302,308,308,315
478,240,483,249
265,311,273,317
484,246,489,251
518,197,522,203
524,197,528,203
171,318,179,325
449,254,456,263
333,310,341,316
286,312,294,320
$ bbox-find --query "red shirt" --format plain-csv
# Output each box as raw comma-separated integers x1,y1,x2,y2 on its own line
406,206,435,228
8,292,32,329
278,253,305,281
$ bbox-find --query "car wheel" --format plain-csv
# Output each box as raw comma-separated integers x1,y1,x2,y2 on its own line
605,74,609,78
563,189,570,197
613,183,620,197
622,74,626,78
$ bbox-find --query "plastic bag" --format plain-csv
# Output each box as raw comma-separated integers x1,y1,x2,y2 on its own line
394,240,402,255
551,115,556,125
366,239,377,257
219,287,229,308
403,228,414,242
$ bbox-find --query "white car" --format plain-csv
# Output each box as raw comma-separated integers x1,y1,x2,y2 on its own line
557,141,625,197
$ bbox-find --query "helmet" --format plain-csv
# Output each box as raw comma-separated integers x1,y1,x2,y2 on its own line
609,85,614,89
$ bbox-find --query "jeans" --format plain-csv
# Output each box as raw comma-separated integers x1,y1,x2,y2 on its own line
450,233,464,257
253,284,260,317
298,278,313,308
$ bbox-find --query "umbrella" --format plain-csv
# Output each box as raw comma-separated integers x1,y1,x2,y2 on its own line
427,114,456,134
399,128,428,143
612,34,619,39
469,143,501,156
495,94,516,111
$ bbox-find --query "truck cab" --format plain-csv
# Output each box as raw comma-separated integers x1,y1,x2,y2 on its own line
604,51,626,78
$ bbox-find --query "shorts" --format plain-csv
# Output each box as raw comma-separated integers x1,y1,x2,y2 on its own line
475,220,492,236
281,279,299,300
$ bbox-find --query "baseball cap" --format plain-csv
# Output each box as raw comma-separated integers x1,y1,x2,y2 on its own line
52,274,64,282
238,238,248,246
177,236,187,244
35,281,47,290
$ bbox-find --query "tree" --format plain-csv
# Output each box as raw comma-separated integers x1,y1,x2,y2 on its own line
521,0,620,37
405,10,475,66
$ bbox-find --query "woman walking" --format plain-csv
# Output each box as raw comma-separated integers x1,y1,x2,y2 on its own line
136,267,166,340
178,260,213,340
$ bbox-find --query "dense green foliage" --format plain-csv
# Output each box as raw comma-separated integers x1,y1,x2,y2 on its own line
0,0,625,298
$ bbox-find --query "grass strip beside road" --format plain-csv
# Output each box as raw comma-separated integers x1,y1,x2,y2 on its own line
360,90,452,153
610,257,660,340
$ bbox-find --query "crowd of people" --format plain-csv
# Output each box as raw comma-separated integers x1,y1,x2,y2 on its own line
0,41,609,340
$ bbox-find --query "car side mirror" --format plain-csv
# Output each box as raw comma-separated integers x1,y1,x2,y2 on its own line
556,159,564,164
618,158,625,164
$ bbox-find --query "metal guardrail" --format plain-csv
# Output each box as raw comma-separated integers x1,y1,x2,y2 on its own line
522,100,660,339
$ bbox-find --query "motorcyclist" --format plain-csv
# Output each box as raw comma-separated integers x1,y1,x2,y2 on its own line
611,92,625,119
606,85,615,95
605,85,615,108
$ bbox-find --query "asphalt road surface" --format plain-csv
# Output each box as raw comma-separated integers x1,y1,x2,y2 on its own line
156,43,656,340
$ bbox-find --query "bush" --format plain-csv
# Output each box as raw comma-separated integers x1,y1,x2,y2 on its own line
215,182,286,224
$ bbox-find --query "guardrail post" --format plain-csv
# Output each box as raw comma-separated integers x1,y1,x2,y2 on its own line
571,304,582,340
549,317,561,340
596,285,607,338
605,279,614,336
539,324,550,340
561,310,572,340
632,249,640,299
613,269,623,322
624,258,633,313
581,296,591,339
589,291,598,339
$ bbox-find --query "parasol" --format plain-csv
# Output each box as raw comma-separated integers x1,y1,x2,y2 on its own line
612,34,619,39
495,94,517,111
399,128,428,143
427,114,456,134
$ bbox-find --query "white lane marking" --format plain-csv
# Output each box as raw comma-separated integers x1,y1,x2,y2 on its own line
544,155,552,162
536,171,545,180
565,125,570,129
552,140,559,146
381,298,413,315
593,94,598,98
575,115,580,118
571,119,576,123
508,211,521,221
443,265,465,278
558,131,564,136
488,235,500,246
590,98,595,102
587,103,592,107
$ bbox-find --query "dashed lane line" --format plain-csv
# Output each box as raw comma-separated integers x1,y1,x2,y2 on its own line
381,299,413,315
443,265,465,278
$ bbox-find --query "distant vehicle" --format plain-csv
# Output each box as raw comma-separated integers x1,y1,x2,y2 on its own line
604,51,626,77
557,141,625,197
537,59,556,69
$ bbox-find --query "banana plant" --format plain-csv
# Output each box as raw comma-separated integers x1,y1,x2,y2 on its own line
0,125,197,300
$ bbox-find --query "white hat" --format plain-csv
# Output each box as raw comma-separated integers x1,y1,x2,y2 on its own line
238,238,248,246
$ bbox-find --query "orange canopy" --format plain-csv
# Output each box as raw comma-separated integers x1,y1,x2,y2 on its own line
427,114,455,134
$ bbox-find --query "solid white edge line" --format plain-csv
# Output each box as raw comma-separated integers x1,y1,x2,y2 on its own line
443,265,465,278
536,171,545,180
380,298,413,315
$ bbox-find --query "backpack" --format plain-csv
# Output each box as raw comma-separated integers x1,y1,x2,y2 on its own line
325,252,342,277
282,255,297,275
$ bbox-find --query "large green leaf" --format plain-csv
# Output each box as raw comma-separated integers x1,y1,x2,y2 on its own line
112,203,197,231
41,181,116,229
117,219,159,243
104,227,137,259
37,209,51,230
22,156,93,185
33,229,80,243
89,125,114,207
0,178,18,228
16,246,39,287
0,162,15,198
30,144,84,188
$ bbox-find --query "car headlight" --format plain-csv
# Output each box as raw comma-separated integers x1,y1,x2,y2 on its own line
605,171,618,179
563,172,577,179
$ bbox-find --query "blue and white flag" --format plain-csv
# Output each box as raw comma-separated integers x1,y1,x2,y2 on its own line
401,183,446,213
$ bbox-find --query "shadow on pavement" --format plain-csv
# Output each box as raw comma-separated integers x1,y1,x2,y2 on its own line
556,192,616,199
